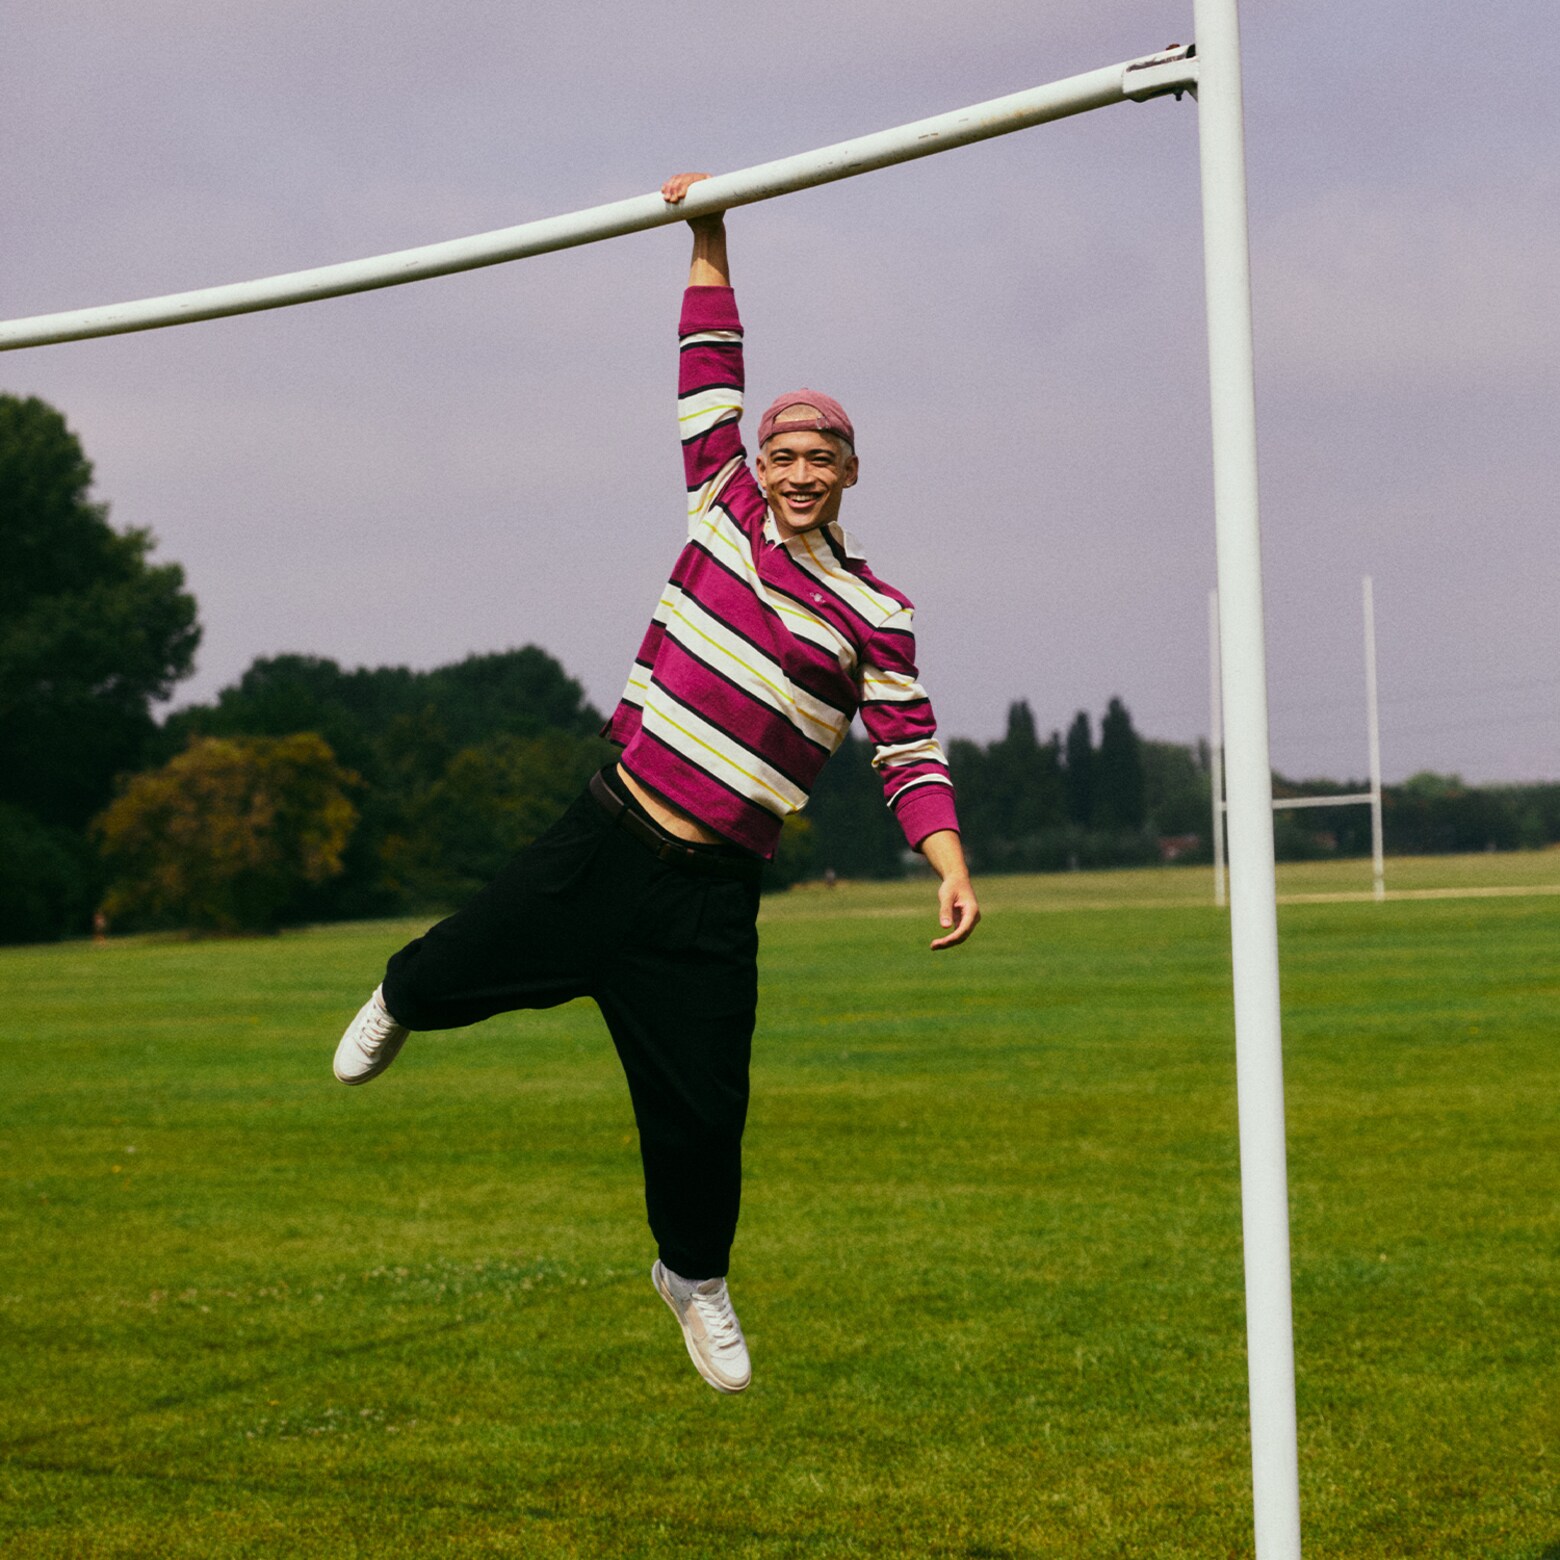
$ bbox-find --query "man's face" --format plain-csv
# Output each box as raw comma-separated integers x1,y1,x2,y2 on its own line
755,428,859,540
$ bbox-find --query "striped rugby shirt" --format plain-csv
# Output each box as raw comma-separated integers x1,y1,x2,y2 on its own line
603,284,960,860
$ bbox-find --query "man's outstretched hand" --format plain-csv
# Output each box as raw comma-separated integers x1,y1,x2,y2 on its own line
662,171,723,232
661,171,713,205
664,172,729,286
921,830,981,951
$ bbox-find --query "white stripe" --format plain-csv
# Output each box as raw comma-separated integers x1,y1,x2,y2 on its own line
640,684,807,815
859,664,929,703
659,587,848,748
692,512,856,667
687,456,744,531
769,591,854,666
695,506,762,581
795,529,903,626
678,385,744,438
871,736,949,771
617,662,652,708
887,772,954,797
680,329,742,347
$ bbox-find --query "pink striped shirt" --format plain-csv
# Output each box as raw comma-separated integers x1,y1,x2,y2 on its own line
603,285,960,860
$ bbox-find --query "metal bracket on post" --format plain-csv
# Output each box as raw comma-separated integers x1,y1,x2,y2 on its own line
1124,43,1199,103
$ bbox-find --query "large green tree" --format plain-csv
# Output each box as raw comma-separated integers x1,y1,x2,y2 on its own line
0,395,200,829
95,733,358,934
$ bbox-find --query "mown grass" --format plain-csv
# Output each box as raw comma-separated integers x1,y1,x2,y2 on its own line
1,854,1556,1557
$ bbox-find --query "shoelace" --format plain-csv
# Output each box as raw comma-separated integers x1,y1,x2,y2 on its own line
691,1283,744,1354
362,1001,402,1050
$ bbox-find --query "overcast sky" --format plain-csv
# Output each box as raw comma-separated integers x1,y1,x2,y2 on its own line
3,1,1555,783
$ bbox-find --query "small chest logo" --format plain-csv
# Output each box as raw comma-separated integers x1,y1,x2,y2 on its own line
811,592,825,605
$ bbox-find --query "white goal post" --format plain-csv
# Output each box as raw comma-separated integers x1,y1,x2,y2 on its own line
1212,576,1386,904
0,9,1303,1554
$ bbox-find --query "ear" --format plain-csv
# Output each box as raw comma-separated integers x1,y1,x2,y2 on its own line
844,454,860,489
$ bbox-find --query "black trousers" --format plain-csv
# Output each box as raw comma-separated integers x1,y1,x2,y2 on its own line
380,773,762,1279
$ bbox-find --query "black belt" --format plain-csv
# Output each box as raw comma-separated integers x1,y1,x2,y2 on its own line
589,770,761,882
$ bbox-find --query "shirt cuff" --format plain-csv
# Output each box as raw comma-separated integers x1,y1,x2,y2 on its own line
680,286,742,335
894,785,960,852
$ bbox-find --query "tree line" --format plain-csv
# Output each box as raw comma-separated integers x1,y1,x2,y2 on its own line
5,392,1559,942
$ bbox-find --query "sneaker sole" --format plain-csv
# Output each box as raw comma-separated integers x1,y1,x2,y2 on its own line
332,1029,408,1086
651,1261,750,1395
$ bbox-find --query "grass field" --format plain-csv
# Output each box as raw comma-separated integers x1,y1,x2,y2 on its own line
2,853,1556,1558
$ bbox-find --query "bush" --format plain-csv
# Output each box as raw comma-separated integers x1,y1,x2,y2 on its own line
94,733,358,934
0,804,98,943
377,732,610,909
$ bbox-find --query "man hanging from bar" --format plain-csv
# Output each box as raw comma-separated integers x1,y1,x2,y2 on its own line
330,172,980,1395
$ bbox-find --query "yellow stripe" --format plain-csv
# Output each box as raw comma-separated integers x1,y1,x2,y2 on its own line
698,515,851,661
679,401,741,427
799,528,895,622
860,673,920,698
666,604,839,744
645,694,795,811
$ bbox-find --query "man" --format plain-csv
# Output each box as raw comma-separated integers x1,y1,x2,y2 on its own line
332,172,980,1395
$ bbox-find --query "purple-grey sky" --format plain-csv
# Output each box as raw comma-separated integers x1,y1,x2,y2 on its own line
4,2,1556,783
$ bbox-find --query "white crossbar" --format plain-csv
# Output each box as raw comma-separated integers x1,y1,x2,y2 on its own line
0,47,1195,353
1270,793,1374,811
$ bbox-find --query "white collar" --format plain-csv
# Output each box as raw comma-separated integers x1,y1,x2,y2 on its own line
763,511,867,562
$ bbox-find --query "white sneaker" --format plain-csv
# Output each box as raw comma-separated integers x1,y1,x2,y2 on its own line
652,1260,751,1394
332,986,410,1086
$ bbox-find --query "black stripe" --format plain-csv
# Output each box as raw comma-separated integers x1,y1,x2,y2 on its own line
645,676,817,794
681,537,858,717
821,527,853,568
680,334,743,350
858,695,932,714
664,565,855,720
680,418,744,450
763,555,880,649
634,728,785,829
868,619,916,647
887,777,954,810
684,464,751,498
677,375,744,397
657,633,833,762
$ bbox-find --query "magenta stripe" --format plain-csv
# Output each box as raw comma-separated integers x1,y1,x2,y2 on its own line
764,546,882,645
892,783,960,848
653,640,831,775
672,566,854,717
685,424,744,487
882,760,950,793
678,554,858,709
679,287,743,335
858,703,935,745
679,348,740,385
625,732,780,857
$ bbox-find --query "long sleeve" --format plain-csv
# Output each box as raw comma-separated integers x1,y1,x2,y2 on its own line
677,287,754,535
856,606,960,849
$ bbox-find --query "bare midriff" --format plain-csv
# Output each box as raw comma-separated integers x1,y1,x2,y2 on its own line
615,764,728,845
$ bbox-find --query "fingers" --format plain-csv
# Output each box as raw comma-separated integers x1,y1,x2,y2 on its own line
661,171,713,204
930,886,981,950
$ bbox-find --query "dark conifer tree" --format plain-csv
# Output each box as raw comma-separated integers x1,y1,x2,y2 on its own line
1063,710,1094,827
1095,696,1147,830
